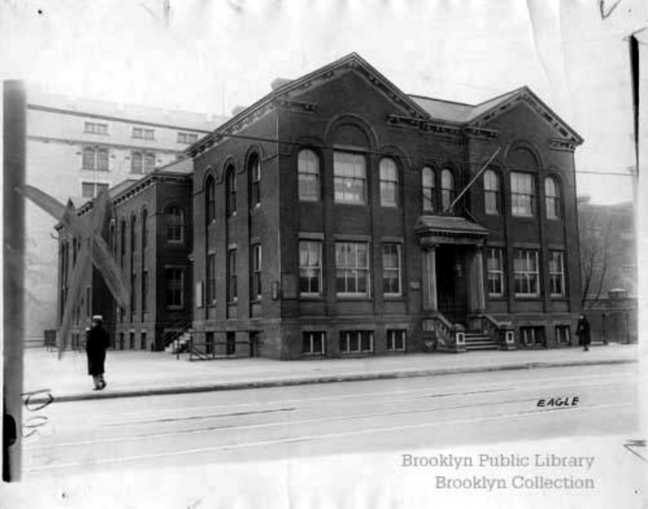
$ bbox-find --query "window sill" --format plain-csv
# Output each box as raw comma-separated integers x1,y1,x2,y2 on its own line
336,295,372,300
300,294,324,300
514,296,542,300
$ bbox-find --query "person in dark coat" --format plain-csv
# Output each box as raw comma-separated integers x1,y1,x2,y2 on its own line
86,315,110,390
576,314,592,351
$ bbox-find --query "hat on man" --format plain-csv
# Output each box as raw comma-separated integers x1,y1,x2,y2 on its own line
92,315,103,323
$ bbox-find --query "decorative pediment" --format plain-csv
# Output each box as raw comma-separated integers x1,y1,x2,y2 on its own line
467,87,583,146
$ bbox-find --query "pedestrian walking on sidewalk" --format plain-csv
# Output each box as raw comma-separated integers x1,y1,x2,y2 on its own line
576,314,592,351
86,315,110,390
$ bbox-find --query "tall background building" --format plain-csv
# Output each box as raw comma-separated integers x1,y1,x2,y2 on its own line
24,89,227,344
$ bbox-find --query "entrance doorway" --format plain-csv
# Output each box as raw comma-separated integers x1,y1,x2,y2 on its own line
436,246,468,325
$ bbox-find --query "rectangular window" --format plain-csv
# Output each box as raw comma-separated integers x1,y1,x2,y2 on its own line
299,240,322,296
549,251,566,297
336,241,370,296
387,329,406,352
521,326,545,347
382,243,402,296
511,172,536,217
298,150,320,201
227,249,237,302
514,249,540,297
226,331,236,355
82,148,109,171
133,127,155,140
487,248,504,297
207,254,216,304
144,153,156,173
250,244,262,300
334,152,366,204
206,332,214,355
177,132,199,144
84,122,108,135
141,270,149,313
339,331,374,354
302,332,325,356
164,267,184,309
555,325,570,345
140,332,147,350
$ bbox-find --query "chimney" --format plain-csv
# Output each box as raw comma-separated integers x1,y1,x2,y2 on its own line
271,77,292,91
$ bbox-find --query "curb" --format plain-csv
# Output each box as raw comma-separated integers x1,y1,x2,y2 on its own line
38,357,636,404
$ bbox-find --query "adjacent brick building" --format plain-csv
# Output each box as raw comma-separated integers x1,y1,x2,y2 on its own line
28,90,225,344
57,160,194,351
186,53,584,358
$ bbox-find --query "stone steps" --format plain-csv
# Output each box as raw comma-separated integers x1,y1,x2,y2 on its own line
464,332,499,351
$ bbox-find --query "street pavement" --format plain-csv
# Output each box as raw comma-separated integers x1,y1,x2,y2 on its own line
9,363,645,509
22,343,640,402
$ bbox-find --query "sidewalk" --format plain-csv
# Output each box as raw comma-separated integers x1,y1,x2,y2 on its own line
22,343,639,402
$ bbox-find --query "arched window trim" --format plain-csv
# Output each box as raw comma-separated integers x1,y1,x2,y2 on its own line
421,166,436,212
441,168,455,212
249,154,261,208
225,166,237,217
379,157,399,208
544,176,562,220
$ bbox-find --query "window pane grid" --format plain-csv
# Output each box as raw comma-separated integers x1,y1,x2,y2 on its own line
302,332,325,355
336,242,369,296
387,330,406,351
382,243,402,295
379,159,399,207
298,150,320,201
334,152,366,204
299,240,322,295
487,248,504,296
339,331,373,353
422,167,436,212
549,250,566,297
514,249,540,297
511,172,536,217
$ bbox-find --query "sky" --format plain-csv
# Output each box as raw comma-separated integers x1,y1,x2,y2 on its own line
0,0,646,204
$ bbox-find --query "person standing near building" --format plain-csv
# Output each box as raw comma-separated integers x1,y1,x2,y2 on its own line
576,314,592,351
86,315,110,390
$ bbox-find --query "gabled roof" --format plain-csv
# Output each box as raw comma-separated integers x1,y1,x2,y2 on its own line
189,54,583,155
188,53,433,155
409,86,582,143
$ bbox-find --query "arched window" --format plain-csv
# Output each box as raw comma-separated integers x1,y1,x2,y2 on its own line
206,176,216,223
422,167,435,212
441,169,455,211
249,154,261,208
226,166,237,217
379,158,399,207
298,149,320,201
545,177,561,219
483,169,501,215
83,148,95,170
141,209,148,250
166,206,184,242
